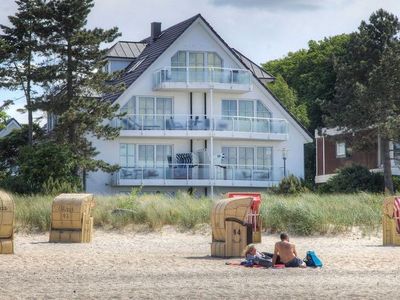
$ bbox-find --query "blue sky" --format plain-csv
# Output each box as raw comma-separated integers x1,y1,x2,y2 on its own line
1,0,400,124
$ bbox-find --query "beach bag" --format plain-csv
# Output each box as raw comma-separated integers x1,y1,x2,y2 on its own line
304,251,323,267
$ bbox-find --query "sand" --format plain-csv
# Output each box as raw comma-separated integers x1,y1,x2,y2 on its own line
0,227,399,300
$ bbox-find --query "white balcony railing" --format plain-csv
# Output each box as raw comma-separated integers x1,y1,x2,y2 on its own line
112,114,288,136
113,164,283,185
153,66,252,91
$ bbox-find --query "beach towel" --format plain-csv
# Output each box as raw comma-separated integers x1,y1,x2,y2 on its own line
394,197,400,233
225,261,264,268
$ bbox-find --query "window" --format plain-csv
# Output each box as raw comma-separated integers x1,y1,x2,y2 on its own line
238,100,254,117
171,51,223,68
171,51,186,67
222,100,237,117
336,142,346,158
221,146,254,166
394,143,400,166
207,52,222,68
138,144,172,167
156,97,173,115
120,144,135,167
221,147,237,165
189,52,205,67
256,100,272,118
221,99,271,118
257,147,272,169
138,97,155,115
120,96,136,114
238,147,254,167
127,56,147,73
121,96,172,115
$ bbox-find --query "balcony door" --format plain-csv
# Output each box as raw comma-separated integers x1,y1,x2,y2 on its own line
220,146,272,181
138,97,172,129
189,52,205,82
220,99,272,132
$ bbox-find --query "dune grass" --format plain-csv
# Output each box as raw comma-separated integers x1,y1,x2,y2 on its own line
11,191,383,235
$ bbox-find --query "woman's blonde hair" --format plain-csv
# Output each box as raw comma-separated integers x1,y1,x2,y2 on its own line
242,244,256,257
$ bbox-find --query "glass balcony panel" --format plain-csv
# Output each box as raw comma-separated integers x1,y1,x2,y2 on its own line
115,165,281,186
154,67,251,88
235,117,252,132
114,115,287,135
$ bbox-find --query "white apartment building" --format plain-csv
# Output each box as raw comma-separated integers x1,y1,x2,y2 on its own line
87,14,312,196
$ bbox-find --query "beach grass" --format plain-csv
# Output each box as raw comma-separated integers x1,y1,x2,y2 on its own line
11,191,383,235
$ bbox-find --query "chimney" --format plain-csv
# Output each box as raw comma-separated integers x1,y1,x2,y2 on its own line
151,22,162,41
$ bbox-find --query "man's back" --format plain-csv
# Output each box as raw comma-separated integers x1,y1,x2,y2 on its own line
274,241,296,263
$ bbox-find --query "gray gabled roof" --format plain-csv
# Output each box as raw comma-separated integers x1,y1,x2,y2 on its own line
232,48,274,82
111,14,200,89
106,41,147,59
5,118,21,127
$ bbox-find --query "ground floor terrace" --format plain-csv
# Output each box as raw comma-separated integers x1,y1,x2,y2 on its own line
2,229,398,299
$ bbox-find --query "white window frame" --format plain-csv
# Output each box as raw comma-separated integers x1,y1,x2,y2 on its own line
120,96,174,115
171,50,223,68
336,141,346,158
221,99,272,118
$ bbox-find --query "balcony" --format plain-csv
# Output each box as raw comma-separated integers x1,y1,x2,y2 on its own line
112,164,283,188
153,67,252,92
113,114,288,140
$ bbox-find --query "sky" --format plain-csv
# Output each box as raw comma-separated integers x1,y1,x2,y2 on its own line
1,0,400,124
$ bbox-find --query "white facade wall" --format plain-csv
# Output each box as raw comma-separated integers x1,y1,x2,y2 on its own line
87,19,311,195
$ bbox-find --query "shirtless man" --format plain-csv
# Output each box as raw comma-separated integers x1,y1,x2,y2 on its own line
272,233,306,268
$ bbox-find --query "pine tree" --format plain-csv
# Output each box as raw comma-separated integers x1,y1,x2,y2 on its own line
0,0,47,145
37,0,123,189
323,9,400,193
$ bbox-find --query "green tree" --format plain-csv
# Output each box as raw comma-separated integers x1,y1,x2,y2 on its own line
0,124,44,180
365,43,400,193
263,34,350,131
324,9,400,193
0,0,47,145
36,0,123,189
0,110,8,130
17,142,81,193
267,74,309,127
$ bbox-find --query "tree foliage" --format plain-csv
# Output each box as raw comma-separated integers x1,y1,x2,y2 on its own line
319,165,384,194
267,75,309,127
0,0,123,193
323,9,400,193
36,0,123,180
0,124,44,180
263,34,350,131
0,0,48,145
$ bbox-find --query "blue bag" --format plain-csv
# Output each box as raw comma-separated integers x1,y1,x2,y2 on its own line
304,251,323,267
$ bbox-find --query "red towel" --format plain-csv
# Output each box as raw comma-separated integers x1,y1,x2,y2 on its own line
394,197,400,233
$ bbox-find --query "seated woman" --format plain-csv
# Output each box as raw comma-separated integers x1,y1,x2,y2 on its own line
242,244,273,268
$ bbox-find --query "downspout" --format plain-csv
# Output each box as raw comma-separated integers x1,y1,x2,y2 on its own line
210,88,214,199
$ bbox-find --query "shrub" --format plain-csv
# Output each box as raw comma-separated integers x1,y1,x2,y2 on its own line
392,176,400,192
5,142,81,194
273,175,305,194
319,165,383,193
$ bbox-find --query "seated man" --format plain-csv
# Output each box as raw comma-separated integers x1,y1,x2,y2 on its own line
272,233,306,268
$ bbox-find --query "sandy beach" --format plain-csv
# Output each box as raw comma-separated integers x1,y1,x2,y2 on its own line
0,227,399,300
